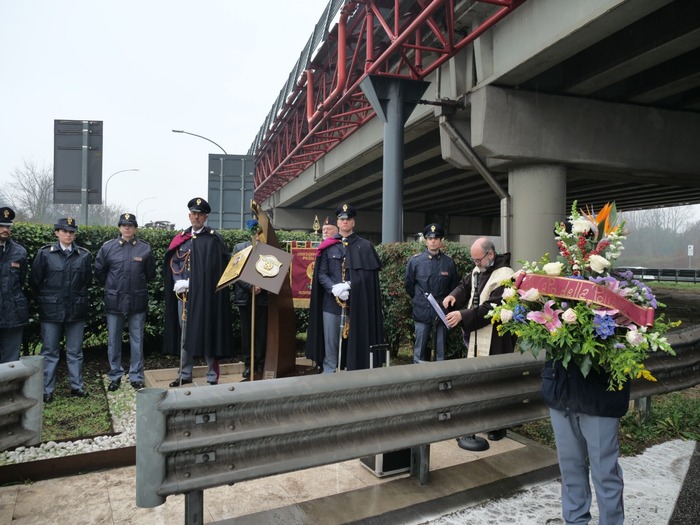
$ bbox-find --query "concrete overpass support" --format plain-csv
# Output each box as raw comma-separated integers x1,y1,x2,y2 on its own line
508,165,566,269
360,76,430,243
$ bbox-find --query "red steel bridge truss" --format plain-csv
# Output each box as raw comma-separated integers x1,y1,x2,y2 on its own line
250,0,528,202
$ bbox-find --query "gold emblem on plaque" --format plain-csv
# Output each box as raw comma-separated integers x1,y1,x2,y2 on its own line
255,254,282,277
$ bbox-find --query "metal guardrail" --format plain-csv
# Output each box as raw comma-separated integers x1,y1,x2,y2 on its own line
0,356,44,451
136,329,700,523
617,267,700,283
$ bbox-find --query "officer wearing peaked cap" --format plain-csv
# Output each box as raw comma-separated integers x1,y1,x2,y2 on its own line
0,206,30,364
164,197,232,386
30,216,93,402
95,213,156,391
306,203,385,372
405,223,459,363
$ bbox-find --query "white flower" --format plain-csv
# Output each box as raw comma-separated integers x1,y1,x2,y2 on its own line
518,288,541,302
502,287,516,300
626,328,644,347
588,254,611,273
500,309,514,323
561,308,578,324
543,262,564,276
571,217,593,234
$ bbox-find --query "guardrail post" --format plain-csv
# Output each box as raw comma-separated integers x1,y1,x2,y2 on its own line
633,396,652,421
135,388,168,508
21,355,44,446
185,491,205,525
410,444,430,485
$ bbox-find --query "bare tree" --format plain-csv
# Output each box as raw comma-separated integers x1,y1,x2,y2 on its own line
7,160,55,224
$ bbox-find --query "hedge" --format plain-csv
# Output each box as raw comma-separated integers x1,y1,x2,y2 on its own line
12,223,474,360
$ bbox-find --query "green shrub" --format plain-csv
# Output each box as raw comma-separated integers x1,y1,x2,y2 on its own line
14,223,474,360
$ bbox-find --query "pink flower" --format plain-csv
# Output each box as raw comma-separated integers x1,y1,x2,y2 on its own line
518,288,541,302
561,308,578,324
526,300,563,332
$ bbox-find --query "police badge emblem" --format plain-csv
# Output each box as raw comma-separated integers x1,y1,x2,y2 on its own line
255,254,282,277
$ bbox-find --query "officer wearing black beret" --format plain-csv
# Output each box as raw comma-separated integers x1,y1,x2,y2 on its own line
0,207,29,364
30,217,93,402
405,223,459,363
95,212,156,391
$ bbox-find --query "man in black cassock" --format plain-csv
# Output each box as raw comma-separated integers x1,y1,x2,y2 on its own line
306,203,384,371
163,197,232,386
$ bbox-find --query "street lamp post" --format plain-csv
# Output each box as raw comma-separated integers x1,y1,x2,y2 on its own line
104,169,140,225
172,129,227,229
136,197,157,219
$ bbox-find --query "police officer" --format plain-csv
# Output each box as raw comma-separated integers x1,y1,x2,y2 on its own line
0,207,29,363
30,218,93,403
95,213,156,391
405,223,459,363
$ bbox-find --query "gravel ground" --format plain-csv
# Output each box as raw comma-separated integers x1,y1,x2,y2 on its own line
0,375,136,465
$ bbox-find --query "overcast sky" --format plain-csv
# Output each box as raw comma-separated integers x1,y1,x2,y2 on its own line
0,0,331,229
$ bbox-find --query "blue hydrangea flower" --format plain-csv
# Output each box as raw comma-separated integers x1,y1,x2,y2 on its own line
513,304,527,323
593,314,616,339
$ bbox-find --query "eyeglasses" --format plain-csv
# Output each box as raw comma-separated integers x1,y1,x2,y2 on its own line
470,250,491,265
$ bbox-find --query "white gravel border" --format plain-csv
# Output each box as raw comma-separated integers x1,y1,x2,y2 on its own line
0,375,136,465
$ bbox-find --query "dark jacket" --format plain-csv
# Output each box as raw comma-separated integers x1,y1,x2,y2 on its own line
0,238,29,328
94,236,156,315
541,359,631,418
405,249,459,324
232,241,268,307
163,226,232,358
29,242,93,322
448,252,516,356
306,232,384,370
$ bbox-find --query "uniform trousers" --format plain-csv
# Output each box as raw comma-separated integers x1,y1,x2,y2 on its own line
40,321,85,393
176,301,218,383
322,311,341,373
106,312,146,383
239,304,268,370
550,408,625,525
413,321,446,363
0,327,23,363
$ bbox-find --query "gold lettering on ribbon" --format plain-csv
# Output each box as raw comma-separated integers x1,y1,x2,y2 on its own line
517,275,654,327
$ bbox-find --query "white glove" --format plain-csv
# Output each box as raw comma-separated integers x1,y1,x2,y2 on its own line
338,290,350,301
331,282,351,297
173,279,190,294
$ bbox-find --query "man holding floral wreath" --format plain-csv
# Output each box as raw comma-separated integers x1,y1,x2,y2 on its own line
443,237,516,450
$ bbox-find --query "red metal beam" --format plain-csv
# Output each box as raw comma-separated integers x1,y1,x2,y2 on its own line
253,0,528,201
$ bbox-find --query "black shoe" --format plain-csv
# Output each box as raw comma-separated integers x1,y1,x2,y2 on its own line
108,380,121,392
457,434,490,451
71,388,89,398
168,378,192,388
488,428,507,441
207,381,218,385
131,381,145,390
242,367,251,378
43,393,54,403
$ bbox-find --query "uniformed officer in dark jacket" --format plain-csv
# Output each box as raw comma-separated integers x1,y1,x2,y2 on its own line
0,207,29,363
95,213,156,391
30,217,93,403
405,223,459,363
233,220,268,379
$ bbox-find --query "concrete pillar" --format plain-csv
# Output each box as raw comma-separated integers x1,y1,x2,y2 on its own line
508,165,566,269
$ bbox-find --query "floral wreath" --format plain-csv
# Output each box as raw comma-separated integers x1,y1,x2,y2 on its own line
487,201,679,390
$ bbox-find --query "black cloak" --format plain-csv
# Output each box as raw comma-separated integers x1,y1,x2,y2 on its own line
163,226,232,358
306,233,385,370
